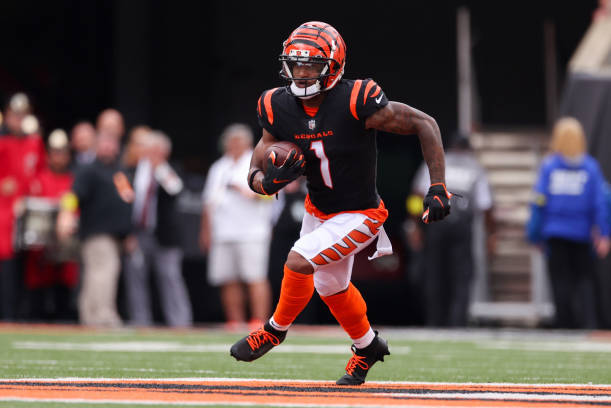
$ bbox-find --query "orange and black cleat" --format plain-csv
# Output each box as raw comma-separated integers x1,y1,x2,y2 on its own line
230,322,287,362
336,332,390,385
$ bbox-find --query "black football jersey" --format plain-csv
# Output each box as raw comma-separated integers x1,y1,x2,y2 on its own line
257,79,389,214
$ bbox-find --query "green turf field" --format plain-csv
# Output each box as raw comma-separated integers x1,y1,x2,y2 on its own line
0,325,610,385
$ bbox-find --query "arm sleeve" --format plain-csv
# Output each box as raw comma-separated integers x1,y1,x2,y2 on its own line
352,78,389,121
201,161,220,207
526,163,549,243
71,166,91,202
593,164,610,237
532,160,550,205
474,169,493,211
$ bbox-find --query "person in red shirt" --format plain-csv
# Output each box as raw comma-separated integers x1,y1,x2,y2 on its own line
24,129,78,321
0,93,46,320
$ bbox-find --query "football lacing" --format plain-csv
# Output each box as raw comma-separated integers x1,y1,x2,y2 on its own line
245,329,280,350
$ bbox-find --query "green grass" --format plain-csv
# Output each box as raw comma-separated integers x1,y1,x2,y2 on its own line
0,326,610,385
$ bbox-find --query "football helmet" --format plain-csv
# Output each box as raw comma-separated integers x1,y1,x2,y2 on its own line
279,21,346,99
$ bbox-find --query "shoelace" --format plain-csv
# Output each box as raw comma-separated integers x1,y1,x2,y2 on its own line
345,349,369,375
246,329,280,350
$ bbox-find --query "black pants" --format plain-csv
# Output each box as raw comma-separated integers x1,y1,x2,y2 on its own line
0,258,20,320
422,218,473,327
546,238,598,329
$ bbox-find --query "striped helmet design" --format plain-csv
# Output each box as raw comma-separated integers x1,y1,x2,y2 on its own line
279,21,347,97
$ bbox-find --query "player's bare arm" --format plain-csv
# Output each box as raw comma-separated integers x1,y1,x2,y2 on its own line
365,101,445,184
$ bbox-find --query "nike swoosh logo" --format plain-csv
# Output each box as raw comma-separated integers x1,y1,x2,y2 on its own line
273,178,291,184
375,94,383,104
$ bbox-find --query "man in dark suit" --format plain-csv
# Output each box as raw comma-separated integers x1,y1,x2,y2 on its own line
124,130,192,327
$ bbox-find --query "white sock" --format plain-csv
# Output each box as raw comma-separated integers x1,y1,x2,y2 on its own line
268,317,290,332
353,327,375,349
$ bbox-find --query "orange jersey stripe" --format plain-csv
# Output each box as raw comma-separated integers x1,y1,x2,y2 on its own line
362,80,377,105
348,229,371,243
321,248,341,261
310,254,329,265
333,237,357,256
349,79,363,120
257,95,262,117
304,194,388,223
263,88,279,125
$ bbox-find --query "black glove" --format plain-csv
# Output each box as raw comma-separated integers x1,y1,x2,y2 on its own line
261,149,305,195
422,183,452,223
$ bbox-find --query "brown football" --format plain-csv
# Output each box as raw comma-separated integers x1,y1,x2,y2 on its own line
263,141,303,172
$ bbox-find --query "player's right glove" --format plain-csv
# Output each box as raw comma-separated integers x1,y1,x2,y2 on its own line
260,150,305,195
422,183,452,224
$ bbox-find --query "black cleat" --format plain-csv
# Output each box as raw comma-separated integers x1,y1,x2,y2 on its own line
230,322,286,362
336,331,390,385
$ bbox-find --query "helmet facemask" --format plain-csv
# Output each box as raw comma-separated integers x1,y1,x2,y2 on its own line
280,48,342,99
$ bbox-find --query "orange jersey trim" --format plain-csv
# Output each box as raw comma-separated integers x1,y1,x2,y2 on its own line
304,194,388,223
263,88,279,125
257,95,262,117
349,79,363,120
302,103,319,117
362,80,377,105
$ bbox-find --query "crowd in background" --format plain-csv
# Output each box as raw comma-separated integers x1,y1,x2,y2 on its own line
0,91,610,329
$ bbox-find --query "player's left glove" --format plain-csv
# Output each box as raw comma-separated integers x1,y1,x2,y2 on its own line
260,150,305,195
422,183,452,224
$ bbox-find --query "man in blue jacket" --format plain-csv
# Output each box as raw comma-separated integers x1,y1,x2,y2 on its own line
528,117,609,328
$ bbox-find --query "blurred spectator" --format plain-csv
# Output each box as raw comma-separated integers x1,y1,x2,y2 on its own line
124,130,192,327
70,121,97,166
0,93,46,320
593,0,610,22
23,129,78,321
200,124,273,329
122,125,152,170
57,131,132,327
407,134,494,327
96,108,125,141
527,117,609,329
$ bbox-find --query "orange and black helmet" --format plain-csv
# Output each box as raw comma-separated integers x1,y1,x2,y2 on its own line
279,21,346,98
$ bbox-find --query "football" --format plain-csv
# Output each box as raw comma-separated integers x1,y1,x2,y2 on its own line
263,141,303,172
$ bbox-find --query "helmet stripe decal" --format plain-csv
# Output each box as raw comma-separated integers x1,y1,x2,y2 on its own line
263,88,279,125
286,39,326,54
350,80,363,120
291,32,333,51
296,26,336,45
362,80,377,104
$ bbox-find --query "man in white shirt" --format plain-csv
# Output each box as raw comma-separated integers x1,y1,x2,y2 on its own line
125,131,192,327
200,124,273,330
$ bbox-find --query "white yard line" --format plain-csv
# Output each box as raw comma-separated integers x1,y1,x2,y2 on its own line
11,341,411,354
2,377,611,388
477,340,611,353
0,397,381,407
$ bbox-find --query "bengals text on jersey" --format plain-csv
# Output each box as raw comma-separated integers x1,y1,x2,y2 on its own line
257,78,388,214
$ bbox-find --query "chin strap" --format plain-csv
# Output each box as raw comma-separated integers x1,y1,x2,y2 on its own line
290,81,321,99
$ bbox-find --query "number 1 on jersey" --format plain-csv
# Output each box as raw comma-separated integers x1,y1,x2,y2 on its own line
310,140,333,189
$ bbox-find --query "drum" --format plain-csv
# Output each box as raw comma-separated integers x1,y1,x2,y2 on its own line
14,197,79,261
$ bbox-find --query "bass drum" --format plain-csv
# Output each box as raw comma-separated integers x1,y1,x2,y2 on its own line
14,197,79,261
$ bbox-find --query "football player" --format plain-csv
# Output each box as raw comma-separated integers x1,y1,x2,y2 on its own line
230,21,451,385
